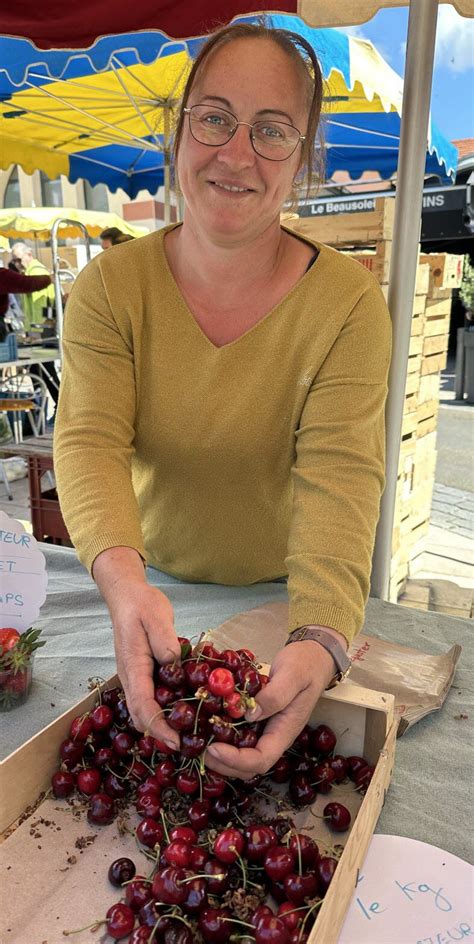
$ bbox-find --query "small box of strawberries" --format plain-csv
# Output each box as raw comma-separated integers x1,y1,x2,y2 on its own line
0,510,48,710
0,626,45,710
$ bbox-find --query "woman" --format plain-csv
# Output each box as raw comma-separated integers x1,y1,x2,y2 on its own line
54,23,391,779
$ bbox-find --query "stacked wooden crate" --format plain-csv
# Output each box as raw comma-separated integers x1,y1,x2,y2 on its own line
283,199,463,600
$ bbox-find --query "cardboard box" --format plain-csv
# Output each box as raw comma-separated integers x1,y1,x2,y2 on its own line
0,671,396,944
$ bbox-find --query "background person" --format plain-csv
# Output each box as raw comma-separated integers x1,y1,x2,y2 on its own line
0,261,51,341
55,23,392,780
10,243,55,334
99,227,132,250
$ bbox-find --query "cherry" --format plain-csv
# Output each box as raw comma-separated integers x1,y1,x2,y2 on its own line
346,755,369,780
202,772,227,798
203,859,230,894
317,855,338,890
136,734,155,758
235,666,261,696
112,731,134,756
289,774,316,807
164,839,193,868
128,758,149,784
93,746,114,768
312,762,336,794
104,772,129,800
129,927,151,943
292,755,313,777
101,686,122,709
329,754,349,782
59,738,84,769
153,736,175,755
234,727,258,749
270,881,287,904
138,900,169,930
311,723,337,755
90,704,114,731
151,866,187,905
293,725,312,752
284,871,318,905
200,691,223,716
264,846,296,882
87,792,115,825
289,833,319,870
277,902,301,932
135,790,161,818
254,915,290,944
163,923,194,944
105,902,135,939
220,648,242,672
70,713,93,741
51,770,75,798
176,769,200,795
184,659,211,688
211,794,233,823
158,663,186,690
251,905,275,927
324,801,351,832
155,685,177,709
180,732,207,758
188,798,211,831
189,846,209,870
214,827,244,864
155,758,177,787
136,817,164,848
200,643,221,663
209,717,236,744
270,755,292,783
222,691,245,718
168,700,197,731
198,906,234,943
169,826,198,844
114,697,132,725
123,877,152,913
268,816,296,842
77,767,101,795
245,824,278,863
182,876,208,914
207,667,235,698
354,764,375,791
237,647,256,663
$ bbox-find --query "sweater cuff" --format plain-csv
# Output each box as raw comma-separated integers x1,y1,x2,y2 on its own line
80,531,146,576
288,602,360,646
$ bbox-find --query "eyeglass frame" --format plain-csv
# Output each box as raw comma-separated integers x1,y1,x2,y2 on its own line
183,104,306,162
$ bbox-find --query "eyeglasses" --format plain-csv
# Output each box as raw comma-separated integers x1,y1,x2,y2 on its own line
183,104,305,161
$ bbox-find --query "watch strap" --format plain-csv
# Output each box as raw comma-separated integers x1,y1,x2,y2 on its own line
285,626,351,689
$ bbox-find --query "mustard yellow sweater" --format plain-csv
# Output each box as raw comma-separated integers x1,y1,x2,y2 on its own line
54,224,391,643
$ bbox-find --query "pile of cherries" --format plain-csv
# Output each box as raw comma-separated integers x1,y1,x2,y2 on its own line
53,639,374,943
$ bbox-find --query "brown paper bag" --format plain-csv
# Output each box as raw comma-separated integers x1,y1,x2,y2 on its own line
210,602,461,735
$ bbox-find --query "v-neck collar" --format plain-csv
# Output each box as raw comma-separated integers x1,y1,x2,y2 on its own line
158,223,327,352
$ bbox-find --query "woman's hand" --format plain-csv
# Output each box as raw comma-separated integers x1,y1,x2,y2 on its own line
204,640,337,779
93,547,182,750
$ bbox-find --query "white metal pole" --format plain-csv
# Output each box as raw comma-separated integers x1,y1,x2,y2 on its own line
164,106,171,225
370,0,439,599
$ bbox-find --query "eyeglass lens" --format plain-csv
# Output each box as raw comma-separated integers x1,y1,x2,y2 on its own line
188,105,301,160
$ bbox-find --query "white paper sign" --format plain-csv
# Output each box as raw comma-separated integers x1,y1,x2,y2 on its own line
339,835,473,944
0,511,47,632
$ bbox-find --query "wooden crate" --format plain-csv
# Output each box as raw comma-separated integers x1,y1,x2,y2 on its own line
0,676,396,944
420,252,464,292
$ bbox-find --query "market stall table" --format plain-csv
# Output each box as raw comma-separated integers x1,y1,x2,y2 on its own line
1,544,472,865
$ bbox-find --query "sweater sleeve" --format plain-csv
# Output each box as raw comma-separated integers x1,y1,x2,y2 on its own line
54,258,146,573
0,270,51,293
286,277,392,644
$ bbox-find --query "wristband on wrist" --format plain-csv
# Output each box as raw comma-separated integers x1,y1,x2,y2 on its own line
285,626,351,689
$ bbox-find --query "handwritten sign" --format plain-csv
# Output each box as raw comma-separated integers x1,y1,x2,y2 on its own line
0,511,47,632
339,835,473,944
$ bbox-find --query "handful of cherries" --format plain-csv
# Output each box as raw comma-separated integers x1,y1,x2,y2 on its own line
55,638,374,942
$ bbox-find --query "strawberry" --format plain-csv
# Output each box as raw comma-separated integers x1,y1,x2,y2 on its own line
0,627,45,710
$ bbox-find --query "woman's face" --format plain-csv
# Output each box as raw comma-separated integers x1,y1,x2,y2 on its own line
176,38,309,245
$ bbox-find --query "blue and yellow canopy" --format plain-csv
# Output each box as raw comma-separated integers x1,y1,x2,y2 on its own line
0,17,457,197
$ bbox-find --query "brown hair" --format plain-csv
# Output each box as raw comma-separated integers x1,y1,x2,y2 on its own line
172,20,325,201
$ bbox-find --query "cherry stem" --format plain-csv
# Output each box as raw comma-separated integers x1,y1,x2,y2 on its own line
62,918,104,935
160,808,170,843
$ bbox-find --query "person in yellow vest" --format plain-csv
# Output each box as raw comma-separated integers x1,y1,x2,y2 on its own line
10,243,55,334
55,23,391,779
